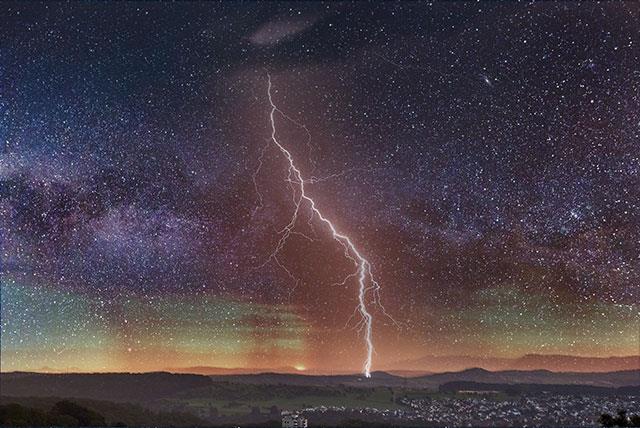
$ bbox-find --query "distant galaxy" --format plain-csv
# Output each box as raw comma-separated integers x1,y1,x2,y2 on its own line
1,1,639,373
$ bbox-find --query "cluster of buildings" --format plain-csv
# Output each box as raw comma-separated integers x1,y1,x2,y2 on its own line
296,394,639,427
281,411,308,428
400,394,640,426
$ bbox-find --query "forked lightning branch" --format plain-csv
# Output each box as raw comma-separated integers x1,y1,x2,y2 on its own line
252,74,395,378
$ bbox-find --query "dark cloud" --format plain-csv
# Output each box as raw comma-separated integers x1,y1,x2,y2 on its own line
249,17,318,47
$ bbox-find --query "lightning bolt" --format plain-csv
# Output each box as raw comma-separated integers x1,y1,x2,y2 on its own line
253,73,394,378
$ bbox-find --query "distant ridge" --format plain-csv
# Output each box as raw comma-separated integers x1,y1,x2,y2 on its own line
165,366,304,375
417,367,640,388
391,353,640,373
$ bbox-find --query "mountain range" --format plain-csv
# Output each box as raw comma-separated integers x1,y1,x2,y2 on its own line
162,354,640,376
388,353,640,373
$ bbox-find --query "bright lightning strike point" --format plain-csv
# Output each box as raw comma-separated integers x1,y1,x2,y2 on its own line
253,74,395,378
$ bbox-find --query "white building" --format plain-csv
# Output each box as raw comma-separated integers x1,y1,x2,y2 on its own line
281,411,308,428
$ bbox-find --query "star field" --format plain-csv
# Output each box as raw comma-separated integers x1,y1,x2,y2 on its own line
1,1,639,373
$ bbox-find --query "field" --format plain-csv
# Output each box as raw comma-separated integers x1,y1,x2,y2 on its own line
156,383,512,417
158,384,405,416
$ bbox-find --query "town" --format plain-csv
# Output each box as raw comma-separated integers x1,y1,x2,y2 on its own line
295,394,640,427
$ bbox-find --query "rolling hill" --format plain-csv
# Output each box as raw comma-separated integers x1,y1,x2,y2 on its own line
392,354,640,373
1,368,638,401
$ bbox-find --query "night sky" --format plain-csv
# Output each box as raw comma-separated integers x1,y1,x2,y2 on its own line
1,1,639,374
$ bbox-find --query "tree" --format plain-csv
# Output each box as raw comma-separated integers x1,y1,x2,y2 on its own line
0,403,48,427
614,410,629,427
601,413,616,427
49,414,81,427
49,400,106,427
600,410,639,428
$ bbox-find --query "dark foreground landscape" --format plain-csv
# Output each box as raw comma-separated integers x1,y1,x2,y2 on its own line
1,369,639,427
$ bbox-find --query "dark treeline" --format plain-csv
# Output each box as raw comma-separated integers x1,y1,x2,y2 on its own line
599,410,640,427
0,401,105,427
0,396,208,427
0,372,211,403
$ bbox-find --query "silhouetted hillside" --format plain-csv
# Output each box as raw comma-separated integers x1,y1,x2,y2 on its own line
0,400,105,427
419,368,640,387
0,372,211,402
395,354,640,373
0,397,208,427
